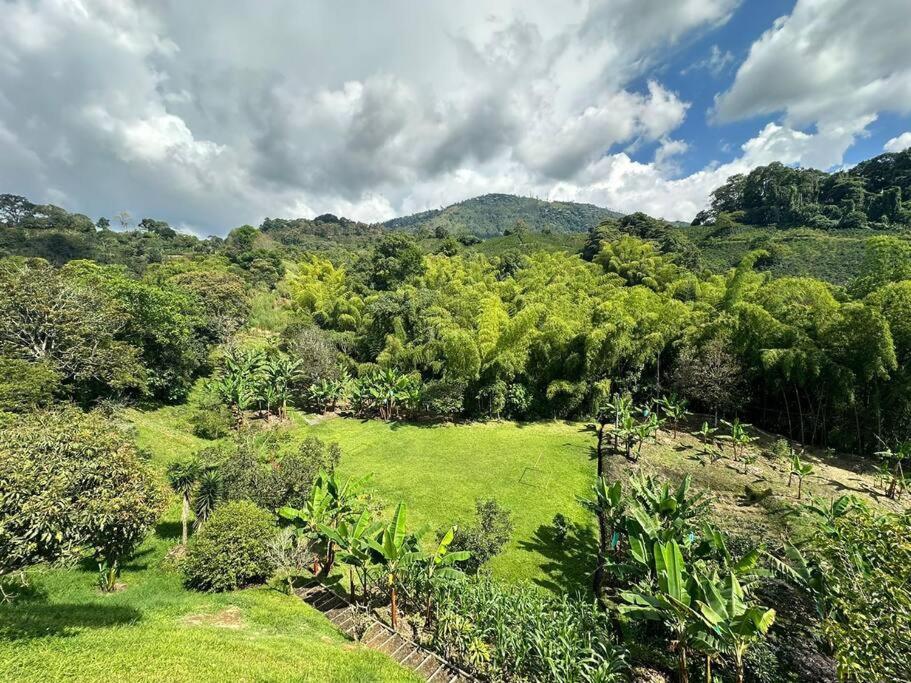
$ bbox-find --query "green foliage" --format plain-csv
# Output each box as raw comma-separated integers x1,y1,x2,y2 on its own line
0,357,60,412
182,500,276,592
427,573,627,681
0,408,163,587
218,435,341,512
382,192,620,237
699,150,911,230
449,499,514,574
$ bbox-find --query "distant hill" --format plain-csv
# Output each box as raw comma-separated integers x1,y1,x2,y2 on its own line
382,193,622,237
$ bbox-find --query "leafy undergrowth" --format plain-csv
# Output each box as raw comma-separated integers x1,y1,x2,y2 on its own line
0,499,418,683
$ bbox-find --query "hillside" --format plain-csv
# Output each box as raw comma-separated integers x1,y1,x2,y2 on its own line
382,193,622,236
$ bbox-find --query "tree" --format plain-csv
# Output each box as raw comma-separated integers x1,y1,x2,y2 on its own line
672,336,745,424
0,258,144,396
115,210,131,230
0,409,163,591
167,459,201,545
368,233,425,290
0,194,35,227
368,502,422,629
0,358,60,412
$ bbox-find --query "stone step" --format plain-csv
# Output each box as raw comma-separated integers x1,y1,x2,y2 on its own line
297,582,476,681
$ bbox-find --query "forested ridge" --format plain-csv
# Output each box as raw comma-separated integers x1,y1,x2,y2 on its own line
3,149,911,682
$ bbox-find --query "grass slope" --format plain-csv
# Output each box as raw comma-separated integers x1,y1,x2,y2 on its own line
0,409,418,683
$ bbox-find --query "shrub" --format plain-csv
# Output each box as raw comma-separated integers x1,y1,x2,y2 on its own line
190,405,234,439
182,500,276,591
217,435,340,510
428,574,626,681
450,499,513,573
0,408,163,589
0,358,61,412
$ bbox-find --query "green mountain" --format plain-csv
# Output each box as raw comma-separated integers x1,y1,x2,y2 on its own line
382,193,622,236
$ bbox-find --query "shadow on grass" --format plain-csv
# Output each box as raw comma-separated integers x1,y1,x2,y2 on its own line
155,520,183,541
518,521,597,595
76,547,156,574
0,601,142,640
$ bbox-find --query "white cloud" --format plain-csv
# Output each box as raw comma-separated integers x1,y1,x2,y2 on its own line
715,0,911,127
884,132,911,153
0,0,904,232
681,45,735,77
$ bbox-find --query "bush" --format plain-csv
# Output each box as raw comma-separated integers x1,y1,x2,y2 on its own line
216,435,340,510
190,405,234,439
0,408,163,588
450,499,514,573
0,358,61,412
182,500,276,591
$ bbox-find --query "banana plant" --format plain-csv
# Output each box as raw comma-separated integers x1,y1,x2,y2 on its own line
721,418,755,461
766,541,830,624
696,571,776,683
279,471,363,575
420,526,470,620
619,540,703,683
320,509,381,600
789,454,814,499
660,394,690,438
582,478,625,602
692,422,717,453
873,439,910,499
368,502,423,630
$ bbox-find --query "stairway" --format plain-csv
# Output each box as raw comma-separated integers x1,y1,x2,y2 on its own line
296,582,474,682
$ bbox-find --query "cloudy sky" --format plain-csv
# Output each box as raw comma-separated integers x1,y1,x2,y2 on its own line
1,0,910,236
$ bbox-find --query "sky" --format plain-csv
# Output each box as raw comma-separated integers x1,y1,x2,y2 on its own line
1,0,910,236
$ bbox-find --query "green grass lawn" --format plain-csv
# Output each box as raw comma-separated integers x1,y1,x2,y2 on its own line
293,416,598,592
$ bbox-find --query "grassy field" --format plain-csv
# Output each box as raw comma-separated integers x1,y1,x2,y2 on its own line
0,409,418,683
3,407,897,681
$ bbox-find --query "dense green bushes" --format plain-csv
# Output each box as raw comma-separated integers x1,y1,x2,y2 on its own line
426,575,626,682
182,501,276,592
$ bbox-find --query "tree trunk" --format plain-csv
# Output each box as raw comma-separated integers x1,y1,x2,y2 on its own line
390,580,398,630
794,385,805,444
596,422,605,479
678,642,689,683
181,495,190,545
798,476,803,500
593,508,608,605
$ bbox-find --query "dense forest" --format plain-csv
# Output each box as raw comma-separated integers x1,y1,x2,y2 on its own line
3,150,911,682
